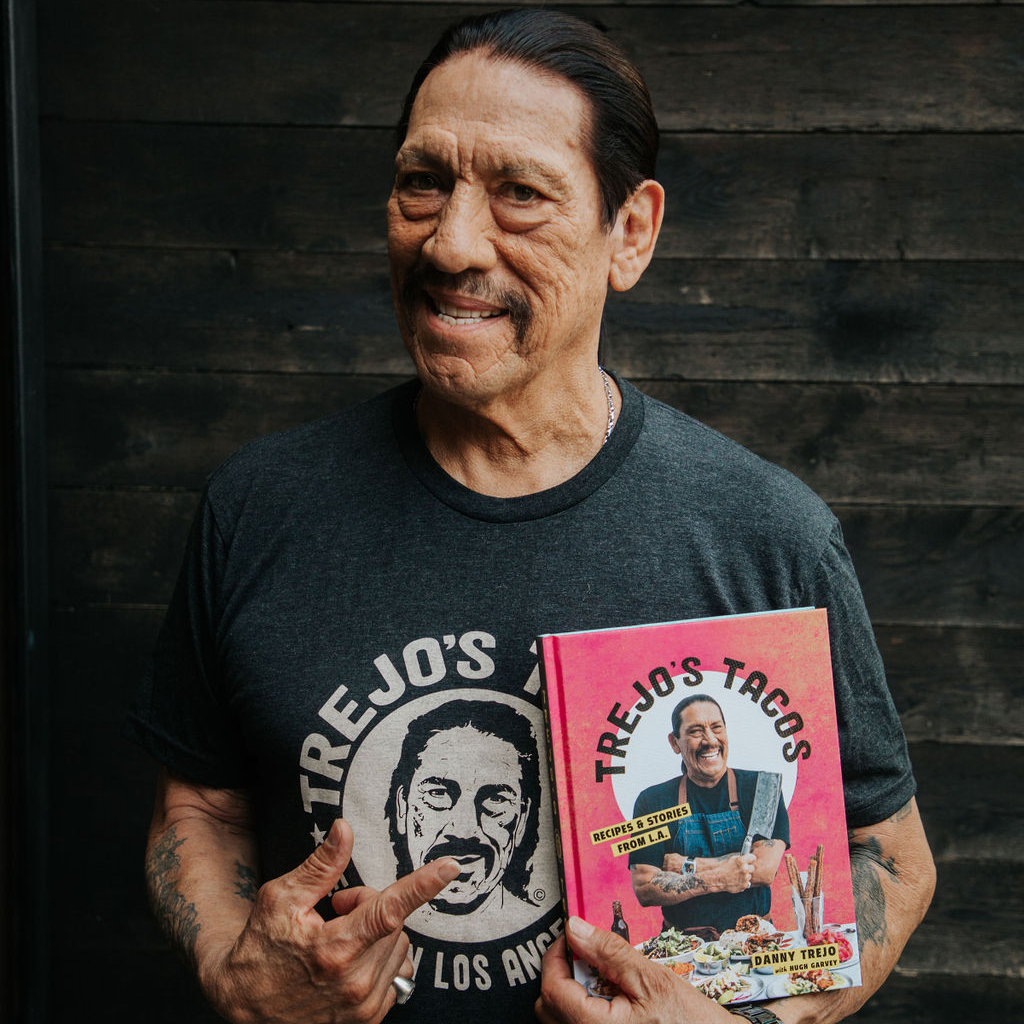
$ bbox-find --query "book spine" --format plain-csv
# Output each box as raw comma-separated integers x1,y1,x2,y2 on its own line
537,636,584,933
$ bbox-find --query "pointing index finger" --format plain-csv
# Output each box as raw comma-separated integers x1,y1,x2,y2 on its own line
343,858,461,944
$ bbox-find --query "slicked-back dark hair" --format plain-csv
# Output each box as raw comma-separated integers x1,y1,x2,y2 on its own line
395,7,659,228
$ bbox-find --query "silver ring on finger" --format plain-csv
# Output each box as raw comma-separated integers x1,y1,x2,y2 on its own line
392,976,415,1005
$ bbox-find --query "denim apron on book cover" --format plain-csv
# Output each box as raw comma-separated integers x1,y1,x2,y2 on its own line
666,769,771,934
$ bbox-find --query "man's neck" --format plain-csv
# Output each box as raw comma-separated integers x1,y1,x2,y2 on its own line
415,368,620,498
685,768,728,789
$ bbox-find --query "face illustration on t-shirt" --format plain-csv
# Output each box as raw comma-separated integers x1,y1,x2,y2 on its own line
388,710,536,919
296,630,563,997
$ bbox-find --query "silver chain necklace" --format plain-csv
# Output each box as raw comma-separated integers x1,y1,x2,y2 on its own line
599,366,616,445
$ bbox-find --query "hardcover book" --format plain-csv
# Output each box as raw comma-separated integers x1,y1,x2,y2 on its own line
539,608,861,1006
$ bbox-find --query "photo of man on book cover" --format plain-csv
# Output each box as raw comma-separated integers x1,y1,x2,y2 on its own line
627,694,790,934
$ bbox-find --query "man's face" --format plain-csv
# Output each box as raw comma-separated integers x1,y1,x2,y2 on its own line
670,702,730,787
395,726,530,911
386,51,623,408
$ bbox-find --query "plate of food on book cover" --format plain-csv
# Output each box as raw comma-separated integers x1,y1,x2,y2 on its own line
693,969,764,1005
659,958,697,981
769,967,853,998
636,928,705,962
803,928,858,969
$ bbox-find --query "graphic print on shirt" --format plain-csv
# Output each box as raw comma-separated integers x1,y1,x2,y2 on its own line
296,630,562,989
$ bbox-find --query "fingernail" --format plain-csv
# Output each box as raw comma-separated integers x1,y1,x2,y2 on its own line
569,916,593,939
324,820,342,849
437,858,461,882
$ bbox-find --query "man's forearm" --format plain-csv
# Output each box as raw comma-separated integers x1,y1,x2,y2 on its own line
630,851,759,906
145,769,260,982
770,798,935,1024
631,863,710,906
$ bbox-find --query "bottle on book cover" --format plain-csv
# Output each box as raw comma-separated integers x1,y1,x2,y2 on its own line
610,900,630,943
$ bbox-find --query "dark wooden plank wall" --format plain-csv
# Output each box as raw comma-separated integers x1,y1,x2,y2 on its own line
37,1,1023,1021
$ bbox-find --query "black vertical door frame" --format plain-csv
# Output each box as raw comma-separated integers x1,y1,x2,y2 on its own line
3,0,49,1021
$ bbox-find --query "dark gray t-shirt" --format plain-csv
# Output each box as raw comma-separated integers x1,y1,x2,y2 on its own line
127,374,915,1023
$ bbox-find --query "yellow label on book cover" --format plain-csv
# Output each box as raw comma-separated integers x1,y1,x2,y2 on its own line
589,803,690,846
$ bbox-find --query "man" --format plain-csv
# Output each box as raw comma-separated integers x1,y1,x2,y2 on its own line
628,695,789,935
127,9,934,1024
386,700,541,933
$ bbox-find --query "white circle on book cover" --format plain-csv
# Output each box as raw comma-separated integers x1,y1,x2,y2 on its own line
610,671,799,821
343,688,560,944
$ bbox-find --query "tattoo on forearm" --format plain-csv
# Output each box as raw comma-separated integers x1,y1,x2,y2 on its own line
234,860,258,903
145,827,201,967
758,839,780,849
849,835,900,952
651,870,708,895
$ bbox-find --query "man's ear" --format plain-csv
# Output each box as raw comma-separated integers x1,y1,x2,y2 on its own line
668,731,682,755
394,787,408,834
608,179,665,293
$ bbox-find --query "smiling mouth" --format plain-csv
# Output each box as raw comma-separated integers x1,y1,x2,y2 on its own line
430,297,507,327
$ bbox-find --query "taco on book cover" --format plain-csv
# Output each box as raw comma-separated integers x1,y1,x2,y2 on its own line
539,608,861,1006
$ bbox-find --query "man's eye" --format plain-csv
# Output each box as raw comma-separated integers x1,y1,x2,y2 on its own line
402,172,441,192
479,790,517,818
503,183,540,203
423,789,453,809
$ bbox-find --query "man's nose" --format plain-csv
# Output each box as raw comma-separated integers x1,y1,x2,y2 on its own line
442,794,481,838
422,185,497,274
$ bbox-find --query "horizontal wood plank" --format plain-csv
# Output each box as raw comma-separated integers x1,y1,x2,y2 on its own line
905,858,1024,975
41,124,1024,259
880,626,1024,746
38,2,1024,131
46,370,1024,504
913,856,1023,971
51,606,164,723
48,489,199,609
911,741,1024,864
643,380,1024,506
46,369,398,489
45,246,1024,385
45,247,411,374
837,507,1023,629
606,260,1024,386
48,487,1023,627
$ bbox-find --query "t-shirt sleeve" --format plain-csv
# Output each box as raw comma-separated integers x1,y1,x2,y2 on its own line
123,488,249,788
805,522,916,829
627,785,671,868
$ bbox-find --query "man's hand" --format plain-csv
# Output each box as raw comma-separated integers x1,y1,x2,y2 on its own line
632,851,756,906
536,918,731,1024
662,852,756,893
201,818,459,1024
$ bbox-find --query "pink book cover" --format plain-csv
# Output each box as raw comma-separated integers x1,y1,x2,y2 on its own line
539,608,861,1006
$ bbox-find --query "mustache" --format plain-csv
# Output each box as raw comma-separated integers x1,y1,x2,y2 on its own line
425,837,496,875
400,263,532,339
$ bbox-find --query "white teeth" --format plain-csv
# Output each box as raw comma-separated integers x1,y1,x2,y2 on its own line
435,300,502,325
